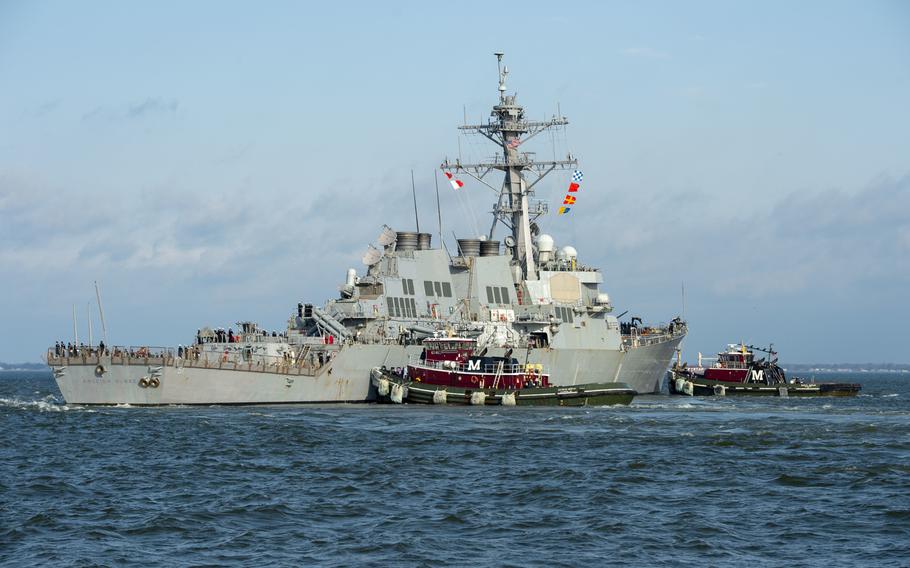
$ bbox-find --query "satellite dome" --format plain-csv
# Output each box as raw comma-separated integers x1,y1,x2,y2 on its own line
537,234,554,252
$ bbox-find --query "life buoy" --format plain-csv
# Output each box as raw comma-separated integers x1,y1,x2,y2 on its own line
471,376,478,385
500,314,507,322
138,378,149,388
94,365,105,377
149,377,160,389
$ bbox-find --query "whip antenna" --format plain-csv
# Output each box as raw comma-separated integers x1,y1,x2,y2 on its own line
435,171,443,249
411,170,420,233
95,280,108,344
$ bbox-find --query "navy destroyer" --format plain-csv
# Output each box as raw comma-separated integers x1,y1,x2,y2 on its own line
47,54,686,405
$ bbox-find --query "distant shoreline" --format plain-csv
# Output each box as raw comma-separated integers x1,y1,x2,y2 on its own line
782,364,910,373
3,361,908,374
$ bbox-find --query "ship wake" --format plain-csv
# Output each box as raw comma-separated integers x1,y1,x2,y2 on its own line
0,395,73,412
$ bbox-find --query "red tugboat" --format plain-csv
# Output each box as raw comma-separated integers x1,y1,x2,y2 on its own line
371,337,636,406
668,343,861,397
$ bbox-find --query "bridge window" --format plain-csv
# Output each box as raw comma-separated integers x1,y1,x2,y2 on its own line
424,280,434,296
500,287,510,304
442,282,452,297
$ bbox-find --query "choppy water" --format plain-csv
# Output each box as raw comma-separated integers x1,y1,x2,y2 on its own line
2,372,909,567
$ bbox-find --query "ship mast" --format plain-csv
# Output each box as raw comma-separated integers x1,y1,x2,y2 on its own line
442,53,577,280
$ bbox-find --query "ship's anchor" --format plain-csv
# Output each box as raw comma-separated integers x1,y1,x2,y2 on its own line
138,376,160,388
139,366,163,388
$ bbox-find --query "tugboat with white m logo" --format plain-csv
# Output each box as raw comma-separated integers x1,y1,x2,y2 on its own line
371,336,637,406
668,343,861,397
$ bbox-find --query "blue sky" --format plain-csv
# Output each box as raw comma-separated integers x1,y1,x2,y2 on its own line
1,1,908,363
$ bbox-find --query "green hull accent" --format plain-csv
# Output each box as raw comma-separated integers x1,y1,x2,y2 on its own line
373,369,635,407
667,371,861,397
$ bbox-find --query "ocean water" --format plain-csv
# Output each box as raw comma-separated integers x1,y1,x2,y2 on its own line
2,371,909,567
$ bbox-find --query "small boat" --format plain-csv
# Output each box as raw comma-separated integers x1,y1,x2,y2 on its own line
668,343,861,397
371,336,636,406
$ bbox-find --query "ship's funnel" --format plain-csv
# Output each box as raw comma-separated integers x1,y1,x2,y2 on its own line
479,240,501,256
396,231,418,252
417,233,432,251
457,238,481,257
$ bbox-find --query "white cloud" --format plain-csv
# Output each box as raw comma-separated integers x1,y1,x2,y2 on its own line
573,173,910,299
81,97,179,122
621,47,670,59
678,86,706,98
2,169,908,362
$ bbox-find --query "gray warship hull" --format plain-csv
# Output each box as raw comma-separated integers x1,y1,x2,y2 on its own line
50,345,417,405
618,335,687,394
49,333,681,405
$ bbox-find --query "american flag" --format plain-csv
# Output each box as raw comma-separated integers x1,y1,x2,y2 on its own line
507,137,521,149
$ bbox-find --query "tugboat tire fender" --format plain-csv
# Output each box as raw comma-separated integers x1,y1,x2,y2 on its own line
138,378,149,388
149,377,160,389
94,365,105,377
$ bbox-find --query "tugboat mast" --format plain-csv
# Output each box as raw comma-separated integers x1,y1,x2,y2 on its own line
442,53,577,280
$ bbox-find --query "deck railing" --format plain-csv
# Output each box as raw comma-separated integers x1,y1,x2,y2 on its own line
45,344,336,376
622,324,688,349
